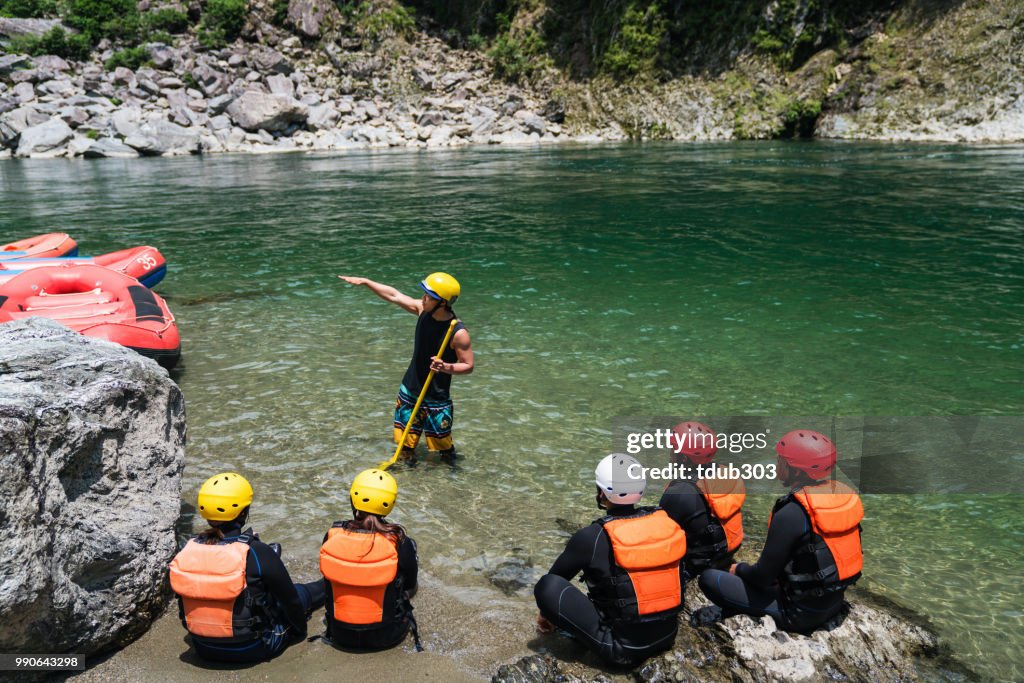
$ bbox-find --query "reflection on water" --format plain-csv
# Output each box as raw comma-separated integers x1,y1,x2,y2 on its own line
2,143,1022,680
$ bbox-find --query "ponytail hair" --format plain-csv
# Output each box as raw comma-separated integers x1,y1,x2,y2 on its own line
349,509,407,547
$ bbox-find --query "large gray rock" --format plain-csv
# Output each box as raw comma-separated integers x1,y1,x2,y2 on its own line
0,17,62,40
287,0,340,38
0,54,31,76
123,119,200,156
226,90,308,132
0,318,185,656
82,136,140,158
493,587,971,682
247,47,293,75
15,117,73,156
190,63,230,98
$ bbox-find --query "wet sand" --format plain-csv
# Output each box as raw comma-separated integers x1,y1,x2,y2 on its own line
71,571,627,682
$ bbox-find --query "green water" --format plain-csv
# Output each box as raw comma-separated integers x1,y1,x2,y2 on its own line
2,143,1022,680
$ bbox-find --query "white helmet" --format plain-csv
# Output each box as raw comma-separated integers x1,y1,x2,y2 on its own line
595,453,646,505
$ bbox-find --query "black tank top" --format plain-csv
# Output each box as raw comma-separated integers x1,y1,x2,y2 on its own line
401,312,465,401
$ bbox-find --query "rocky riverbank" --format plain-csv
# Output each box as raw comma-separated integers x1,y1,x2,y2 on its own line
0,318,185,656
1,0,1021,159
0,27,579,159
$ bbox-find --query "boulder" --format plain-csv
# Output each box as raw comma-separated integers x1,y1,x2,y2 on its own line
123,119,200,155
15,117,73,156
146,43,178,70
82,136,140,158
226,90,308,132
492,587,969,683
0,17,62,40
287,0,340,39
189,64,230,98
306,103,339,130
30,55,70,72
11,82,36,104
248,47,293,75
0,318,185,656
0,54,31,76
266,73,294,98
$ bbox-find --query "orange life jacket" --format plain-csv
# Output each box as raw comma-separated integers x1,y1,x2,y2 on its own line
169,538,262,640
320,526,400,626
774,481,864,597
696,476,745,553
596,509,686,622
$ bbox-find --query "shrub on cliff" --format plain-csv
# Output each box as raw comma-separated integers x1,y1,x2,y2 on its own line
0,0,57,18
6,25,91,60
104,45,151,70
600,0,667,79
198,0,247,48
64,0,140,43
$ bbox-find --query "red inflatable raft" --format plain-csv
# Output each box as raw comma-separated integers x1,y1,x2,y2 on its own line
0,264,180,368
1,232,78,259
0,245,166,288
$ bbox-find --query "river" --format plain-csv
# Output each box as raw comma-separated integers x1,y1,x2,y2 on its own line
2,142,1022,681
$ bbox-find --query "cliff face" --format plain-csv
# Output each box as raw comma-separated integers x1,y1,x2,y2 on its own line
0,0,1020,154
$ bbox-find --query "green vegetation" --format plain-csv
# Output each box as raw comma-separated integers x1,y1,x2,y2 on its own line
0,0,57,18
104,45,150,70
64,0,139,42
7,26,91,60
143,7,189,33
600,1,667,79
198,0,247,48
270,0,289,26
488,26,547,81
337,0,416,41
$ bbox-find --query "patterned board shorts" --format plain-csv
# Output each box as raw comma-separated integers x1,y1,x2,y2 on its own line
393,385,454,452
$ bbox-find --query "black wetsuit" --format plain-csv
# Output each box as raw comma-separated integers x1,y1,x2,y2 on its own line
321,523,419,650
401,311,465,401
659,478,735,579
534,506,681,665
181,525,326,663
698,496,845,632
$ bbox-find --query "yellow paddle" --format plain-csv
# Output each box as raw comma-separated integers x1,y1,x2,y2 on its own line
380,318,459,470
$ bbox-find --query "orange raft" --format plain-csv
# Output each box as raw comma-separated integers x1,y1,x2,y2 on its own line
0,264,181,368
0,233,78,259
0,245,166,288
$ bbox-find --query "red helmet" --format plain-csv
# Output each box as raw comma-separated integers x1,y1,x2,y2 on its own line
672,421,717,465
775,430,836,478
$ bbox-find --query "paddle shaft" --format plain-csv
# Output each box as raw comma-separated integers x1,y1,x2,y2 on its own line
380,317,459,470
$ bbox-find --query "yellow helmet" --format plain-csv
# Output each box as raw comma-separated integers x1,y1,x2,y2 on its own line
197,472,254,522
419,272,460,306
350,468,398,516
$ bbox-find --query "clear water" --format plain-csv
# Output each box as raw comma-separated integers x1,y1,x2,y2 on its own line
2,143,1022,680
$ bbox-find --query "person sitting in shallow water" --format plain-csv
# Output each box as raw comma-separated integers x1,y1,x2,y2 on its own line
320,468,421,650
533,454,686,666
169,472,325,663
699,430,864,633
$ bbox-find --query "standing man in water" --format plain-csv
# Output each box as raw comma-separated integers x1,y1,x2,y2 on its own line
338,272,474,464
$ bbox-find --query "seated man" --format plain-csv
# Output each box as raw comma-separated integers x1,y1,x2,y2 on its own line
699,430,863,633
534,454,686,666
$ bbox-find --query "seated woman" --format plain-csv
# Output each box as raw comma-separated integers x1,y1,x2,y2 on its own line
320,468,420,650
169,472,326,663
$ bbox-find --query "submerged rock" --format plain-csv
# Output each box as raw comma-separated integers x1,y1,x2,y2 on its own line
0,318,185,656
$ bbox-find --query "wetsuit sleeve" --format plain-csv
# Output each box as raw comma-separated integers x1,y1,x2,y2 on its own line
735,501,808,589
547,525,599,580
249,541,309,638
659,481,707,533
398,537,418,592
